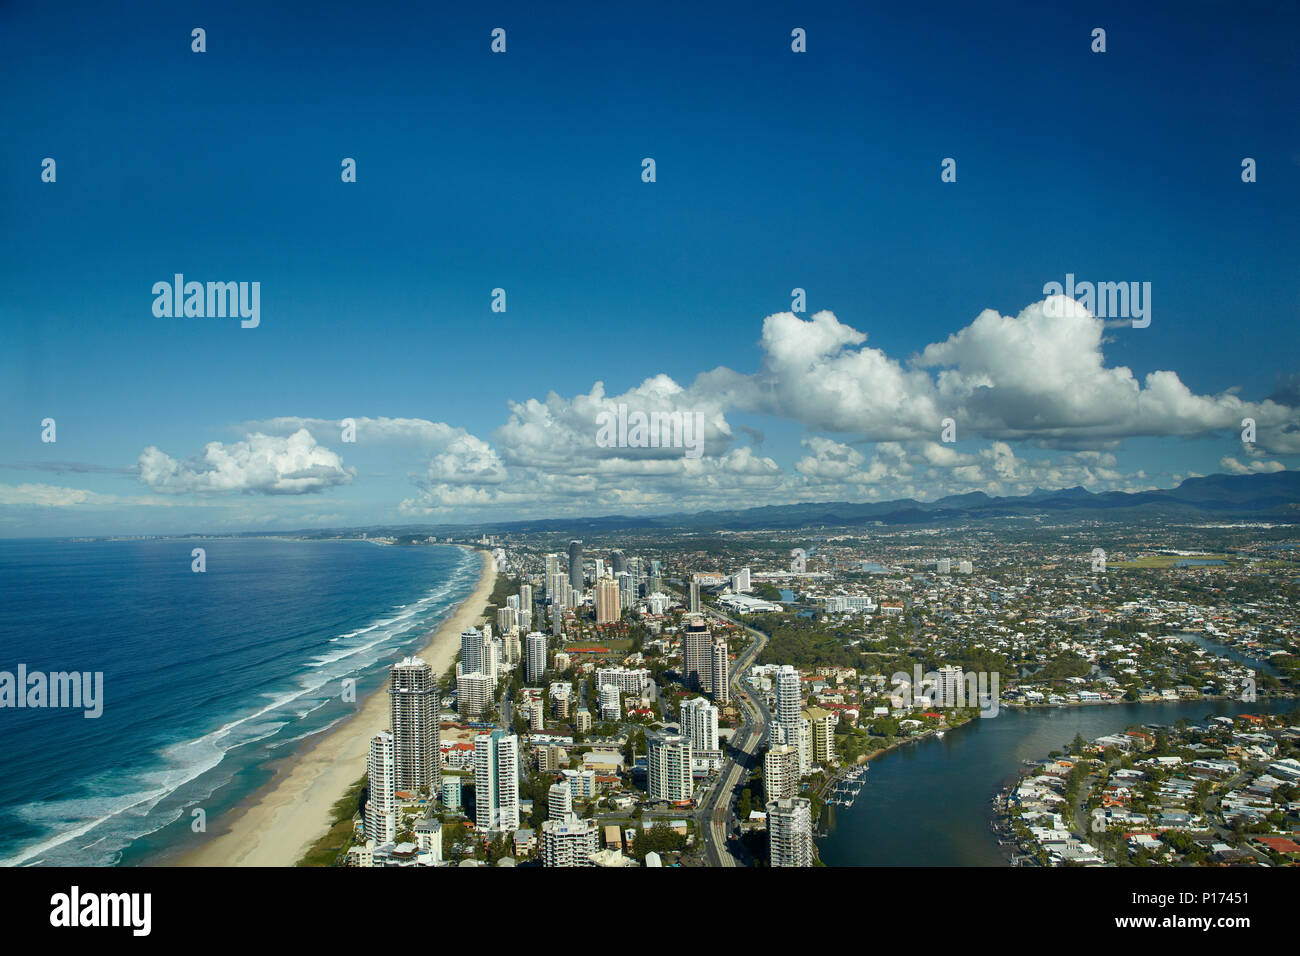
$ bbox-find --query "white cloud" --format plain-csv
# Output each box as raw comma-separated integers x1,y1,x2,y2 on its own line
138,429,354,495
129,298,1300,518
0,483,121,507
1219,456,1285,475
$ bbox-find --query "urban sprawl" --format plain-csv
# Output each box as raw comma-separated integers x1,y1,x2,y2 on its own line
324,520,1300,868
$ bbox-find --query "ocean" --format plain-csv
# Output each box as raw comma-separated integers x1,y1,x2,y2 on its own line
0,537,478,867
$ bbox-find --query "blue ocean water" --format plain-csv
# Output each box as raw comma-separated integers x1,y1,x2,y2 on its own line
0,537,478,866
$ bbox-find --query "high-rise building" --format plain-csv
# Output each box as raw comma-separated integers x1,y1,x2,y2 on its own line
598,683,620,721
548,781,573,819
682,614,712,693
610,549,627,575
389,657,440,796
595,575,620,624
774,665,810,774
774,665,802,731
937,665,964,707
766,796,814,866
456,672,494,719
764,744,800,801
441,776,462,812
567,540,584,595
594,666,651,699
519,582,532,608
459,627,492,678
730,567,751,593
365,731,397,846
805,707,835,766
540,814,599,867
575,708,592,733
646,731,693,804
680,696,719,753
689,579,700,613
794,717,812,774
710,637,730,704
936,558,951,575
473,730,519,832
525,631,548,684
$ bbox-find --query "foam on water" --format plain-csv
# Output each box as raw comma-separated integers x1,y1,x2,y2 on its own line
0,541,479,866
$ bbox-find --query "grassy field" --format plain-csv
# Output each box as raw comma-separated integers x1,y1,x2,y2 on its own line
296,773,367,867
1112,553,1232,569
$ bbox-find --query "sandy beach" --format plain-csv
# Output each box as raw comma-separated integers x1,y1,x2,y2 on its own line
179,546,497,867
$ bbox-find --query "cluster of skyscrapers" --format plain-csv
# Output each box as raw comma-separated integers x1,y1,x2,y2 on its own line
682,614,729,704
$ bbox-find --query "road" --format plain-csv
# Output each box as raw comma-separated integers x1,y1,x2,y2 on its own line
695,606,769,867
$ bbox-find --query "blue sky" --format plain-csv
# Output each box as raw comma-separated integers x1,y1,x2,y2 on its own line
2,0,1298,535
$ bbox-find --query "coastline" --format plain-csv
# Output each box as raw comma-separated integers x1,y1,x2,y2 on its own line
176,546,498,867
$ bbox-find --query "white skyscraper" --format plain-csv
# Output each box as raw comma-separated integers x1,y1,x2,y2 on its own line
366,731,397,846
937,665,964,707
598,683,621,721
774,665,809,774
525,631,548,684
767,796,814,866
456,672,494,720
775,665,802,730
680,696,719,753
474,729,519,832
548,781,573,819
711,637,730,704
459,627,492,678
389,657,440,796
646,731,693,804
764,744,800,801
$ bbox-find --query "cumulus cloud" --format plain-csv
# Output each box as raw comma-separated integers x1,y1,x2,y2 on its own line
491,375,735,470
1219,456,1285,475
126,298,1299,518
706,299,1295,450
138,429,354,495
242,416,466,450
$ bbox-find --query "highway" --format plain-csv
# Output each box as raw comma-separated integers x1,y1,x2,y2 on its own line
695,607,769,867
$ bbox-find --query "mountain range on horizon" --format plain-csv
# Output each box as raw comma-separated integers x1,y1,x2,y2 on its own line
220,470,1300,538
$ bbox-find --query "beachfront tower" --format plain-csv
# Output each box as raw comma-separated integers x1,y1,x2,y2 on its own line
389,657,440,796
365,731,397,846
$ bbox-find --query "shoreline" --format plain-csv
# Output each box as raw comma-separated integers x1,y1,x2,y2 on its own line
175,546,498,867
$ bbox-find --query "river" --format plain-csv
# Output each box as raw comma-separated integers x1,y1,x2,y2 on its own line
817,687,1294,866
